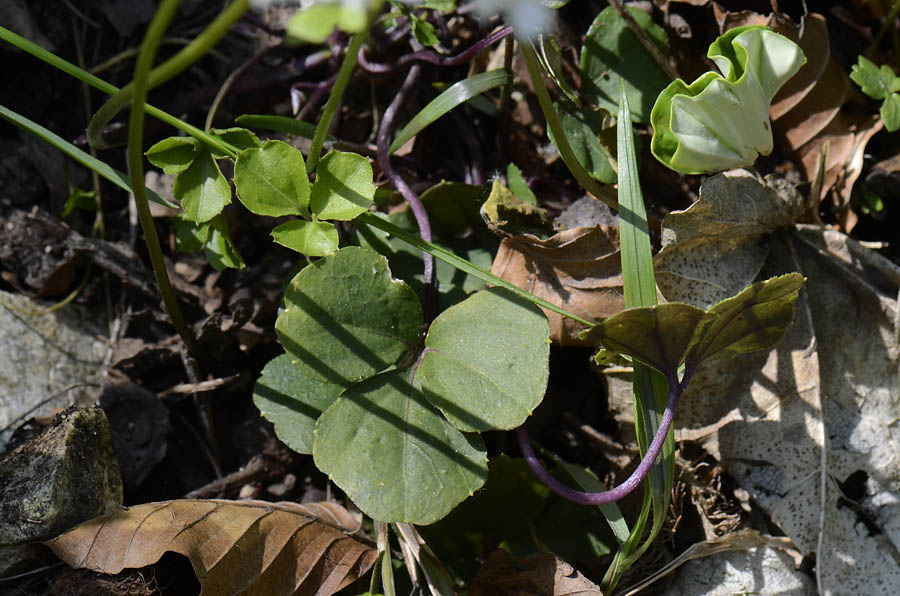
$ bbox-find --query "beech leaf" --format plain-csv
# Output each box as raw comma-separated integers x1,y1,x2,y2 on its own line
45,499,377,596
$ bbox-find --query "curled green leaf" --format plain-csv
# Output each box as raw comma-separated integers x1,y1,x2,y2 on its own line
650,26,805,174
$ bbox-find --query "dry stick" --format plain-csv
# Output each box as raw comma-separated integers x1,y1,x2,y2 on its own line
517,370,685,505
608,0,678,81
376,63,438,323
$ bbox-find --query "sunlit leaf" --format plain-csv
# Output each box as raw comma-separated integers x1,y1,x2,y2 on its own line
309,151,375,221
234,140,310,218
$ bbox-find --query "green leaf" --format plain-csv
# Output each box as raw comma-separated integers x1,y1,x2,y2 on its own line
234,139,310,218
411,15,438,47
253,353,344,454
581,6,669,123
287,3,342,44
389,70,512,154
505,163,538,205
174,216,210,252
271,219,339,256
550,100,617,185
480,179,553,237
422,0,455,10
685,272,804,368
881,92,900,132
538,35,579,105
209,126,260,158
204,214,245,269
309,150,375,220
146,136,198,174
849,55,899,100
313,369,488,524
581,303,710,375
275,246,423,385
417,287,550,432
174,147,231,223
417,181,487,237
650,26,805,174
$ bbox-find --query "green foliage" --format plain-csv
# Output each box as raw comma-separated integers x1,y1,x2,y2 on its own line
418,287,550,432
287,0,380,44
505,163,537,205
581,6,669,123
479,179,553,236
584,273,805,376
650,26,805,174
275,246,423,386
850,55,900,132
549,100,617,185
252,353,344,454
309,151,376,220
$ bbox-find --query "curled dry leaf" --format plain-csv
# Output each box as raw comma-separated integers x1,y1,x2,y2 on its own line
45,499,377,596
489,225,623,346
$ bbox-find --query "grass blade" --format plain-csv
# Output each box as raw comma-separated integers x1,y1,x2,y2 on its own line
388,70,512,154
0,104,176,209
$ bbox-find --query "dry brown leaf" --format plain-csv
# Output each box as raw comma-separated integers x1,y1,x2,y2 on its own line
469,550,602,596
489,225,623,346
627,170,900,593
45,499,377,596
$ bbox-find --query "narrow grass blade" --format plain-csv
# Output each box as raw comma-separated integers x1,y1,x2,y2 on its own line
0,104,176,209
389,70,512,154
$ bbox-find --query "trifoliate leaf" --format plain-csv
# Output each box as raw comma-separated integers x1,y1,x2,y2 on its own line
849,55,900,101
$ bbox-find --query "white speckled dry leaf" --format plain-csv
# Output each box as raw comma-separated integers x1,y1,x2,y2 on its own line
653,169,805,309
638,174,900,594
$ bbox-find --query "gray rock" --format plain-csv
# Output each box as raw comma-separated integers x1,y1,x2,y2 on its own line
0,407,123,575
0,290,107,451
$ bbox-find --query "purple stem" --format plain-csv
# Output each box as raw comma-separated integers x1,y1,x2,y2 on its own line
376,63,437,322
516,373,683,505
358,26,513,75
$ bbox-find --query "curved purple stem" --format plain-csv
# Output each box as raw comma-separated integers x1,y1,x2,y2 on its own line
516,373,683,505
376,63,437,322
358,26,513,75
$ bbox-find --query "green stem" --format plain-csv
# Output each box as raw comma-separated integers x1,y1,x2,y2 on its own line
128,0,203,358
356,212,594,327
867,0,900,58
519,39,618,210
0,25,238,158
87,0,249,152
306,33,367,175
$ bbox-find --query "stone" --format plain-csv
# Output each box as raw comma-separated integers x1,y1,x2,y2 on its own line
0,290,107,451
0,407,123,575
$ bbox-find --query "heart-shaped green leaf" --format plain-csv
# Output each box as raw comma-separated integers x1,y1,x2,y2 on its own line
174,148,231,223
313,369,488,524
686,272,804,368
417,287,550,432
309,151,375,221
234,139,310,217
275,246,423,385
271,219,339,256
253,353,344,455
582,302,710,376
146,136,198,175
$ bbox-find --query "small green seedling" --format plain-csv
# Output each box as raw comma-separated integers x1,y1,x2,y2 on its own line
650,26,805,174
850,55,900,132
